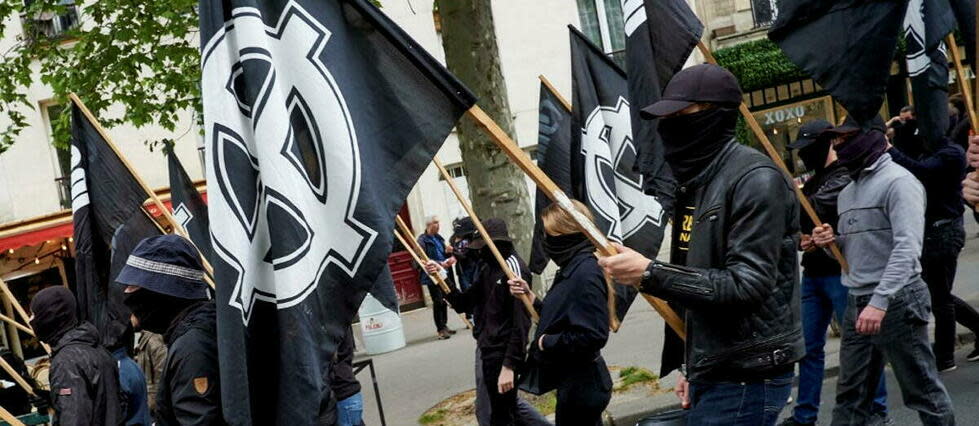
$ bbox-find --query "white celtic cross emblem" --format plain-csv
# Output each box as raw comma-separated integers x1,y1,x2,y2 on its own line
201,1,377,323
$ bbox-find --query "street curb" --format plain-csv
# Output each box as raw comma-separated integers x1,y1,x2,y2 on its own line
606,331,977,426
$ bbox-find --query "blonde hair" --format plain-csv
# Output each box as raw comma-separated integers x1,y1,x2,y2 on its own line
541,200,594,236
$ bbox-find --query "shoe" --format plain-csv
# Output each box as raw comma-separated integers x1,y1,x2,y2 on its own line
937,362,957,373
446,328,457,335
437,331,451,340
967,347,979,362
778,417,814,426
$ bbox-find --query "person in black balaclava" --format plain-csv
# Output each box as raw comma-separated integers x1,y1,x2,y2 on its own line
115,235,224,425
598,64,804,426
30,286,123,426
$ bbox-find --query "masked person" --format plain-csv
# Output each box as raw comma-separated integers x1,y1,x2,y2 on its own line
115,235,224,425
780,121,889,426
598,64,803,426
433,218,538,426
887,118,979,371
509,201,610,426
811,121,955,425
30,286,123,426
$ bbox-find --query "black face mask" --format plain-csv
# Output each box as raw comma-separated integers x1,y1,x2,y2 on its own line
658,107,738,183
123,289,193,335
835,130,888,178
798,138,831,172
542,233,591,267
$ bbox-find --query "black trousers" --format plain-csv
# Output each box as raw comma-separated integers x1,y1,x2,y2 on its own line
482,356,517,425
555,357,611,425
921,219,979,365
427,285,448,332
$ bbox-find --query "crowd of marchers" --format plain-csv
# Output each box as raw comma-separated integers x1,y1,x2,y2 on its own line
21,65,979,426
418,65,978,426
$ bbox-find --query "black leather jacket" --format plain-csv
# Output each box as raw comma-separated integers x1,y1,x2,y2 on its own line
640,142,804,382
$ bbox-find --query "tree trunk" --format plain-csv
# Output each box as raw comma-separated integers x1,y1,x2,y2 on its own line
436,0,534,259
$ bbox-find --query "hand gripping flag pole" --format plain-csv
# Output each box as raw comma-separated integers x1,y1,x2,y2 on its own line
393,217,474,329
68,94,216,289
432,158,540,323
464,105,685,340
695,43,851,274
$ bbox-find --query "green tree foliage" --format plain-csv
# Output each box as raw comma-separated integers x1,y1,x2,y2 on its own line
0,0,201,152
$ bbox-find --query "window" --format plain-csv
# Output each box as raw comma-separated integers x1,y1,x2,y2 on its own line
576,0,627,68
22,0,79,42
751,0,778,28
44,104,71,209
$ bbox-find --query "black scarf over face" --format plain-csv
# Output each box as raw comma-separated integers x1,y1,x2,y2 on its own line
123,288,196,335
835,130,888,178
798,138,832,172
29,286,78,345
542,233,591,267
658,107,739,183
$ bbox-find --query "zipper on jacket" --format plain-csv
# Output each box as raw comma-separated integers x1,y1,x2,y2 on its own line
653,262,702,277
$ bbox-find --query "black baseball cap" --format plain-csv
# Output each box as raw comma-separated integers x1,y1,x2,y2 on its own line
788,119,833,150
468,218,512,250
640,64,743,119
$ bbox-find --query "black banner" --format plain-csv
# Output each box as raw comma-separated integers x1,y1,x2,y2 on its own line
529,82,573,274
199,0,476,422
167,152,213,262
70,103,160,351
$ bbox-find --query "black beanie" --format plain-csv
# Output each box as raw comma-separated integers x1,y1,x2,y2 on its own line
29,287,79,345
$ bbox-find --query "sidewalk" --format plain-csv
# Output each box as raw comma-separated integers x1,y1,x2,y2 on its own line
356,217,979,425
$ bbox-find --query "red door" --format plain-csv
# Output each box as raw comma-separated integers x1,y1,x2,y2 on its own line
388,204,424,311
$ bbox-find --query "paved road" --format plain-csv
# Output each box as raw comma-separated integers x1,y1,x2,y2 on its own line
780,347,979,425
356,216,979,425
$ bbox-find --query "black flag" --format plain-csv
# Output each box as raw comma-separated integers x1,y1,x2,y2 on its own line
569,27,667,318
199,0,476,423
167,152,213,262
70,102,161,350
904,0,974,149
623,0,702,200
769,0,909,125
529,82,573,274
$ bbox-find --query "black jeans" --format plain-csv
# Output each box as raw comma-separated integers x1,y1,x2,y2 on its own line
427,285,448,332
555,357,611,426
832,283,954,426
922,218,977,365
482,356,518,425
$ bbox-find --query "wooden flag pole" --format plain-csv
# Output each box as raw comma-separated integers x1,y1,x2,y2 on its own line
946,35,979,212
0,313,33,336
68,94,216,285
695,42,850,273
0,405,26,426
538,75,572,112
947,35,979,134
0,353,35,397
463,105,686,339
431,158,540,323
392,219,474,330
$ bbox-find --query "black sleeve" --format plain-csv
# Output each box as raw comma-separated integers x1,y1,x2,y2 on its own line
503,257,532,369
540,264,609,356
806,171,849,232
444,278,476,314
49,355,94,426
167,336,222,425
641,168,792,310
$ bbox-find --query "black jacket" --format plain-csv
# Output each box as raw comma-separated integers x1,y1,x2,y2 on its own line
49,322,123,426
529,250,609,386
446,251,532,369
889,143,966,224
640,142,804,382
800,162,850,276
155,302,224,425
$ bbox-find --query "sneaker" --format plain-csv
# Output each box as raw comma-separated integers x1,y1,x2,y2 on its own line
937,362,957,373
967,347,979,362
778,417,814,426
